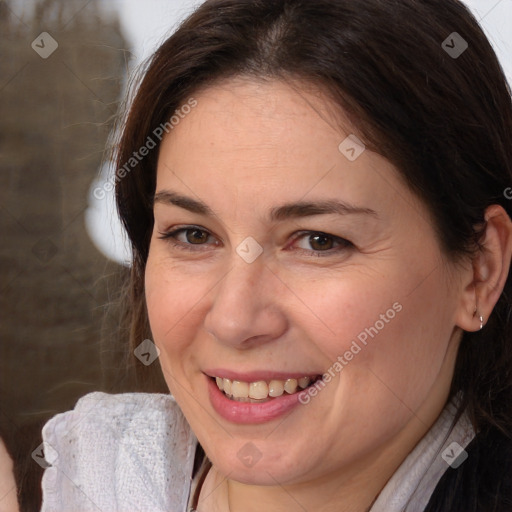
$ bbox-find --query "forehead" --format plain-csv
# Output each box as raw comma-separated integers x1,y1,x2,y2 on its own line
155,78,403,216
164,80,342,159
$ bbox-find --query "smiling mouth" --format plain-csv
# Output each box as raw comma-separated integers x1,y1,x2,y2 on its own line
212,375,321,403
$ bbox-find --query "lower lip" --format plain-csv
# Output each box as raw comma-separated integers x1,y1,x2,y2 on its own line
207,377,305,424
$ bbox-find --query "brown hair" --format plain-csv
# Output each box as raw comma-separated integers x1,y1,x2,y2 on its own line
114,0,512,506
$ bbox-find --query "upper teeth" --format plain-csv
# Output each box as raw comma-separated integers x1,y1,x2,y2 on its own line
215,376,312,400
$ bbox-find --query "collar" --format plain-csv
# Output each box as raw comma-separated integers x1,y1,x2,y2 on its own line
370,396,475,512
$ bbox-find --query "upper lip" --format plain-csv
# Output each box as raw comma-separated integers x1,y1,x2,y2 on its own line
204,369,321,382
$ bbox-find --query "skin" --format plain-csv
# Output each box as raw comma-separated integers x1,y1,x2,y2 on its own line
0,438,19,512
144,78,512,512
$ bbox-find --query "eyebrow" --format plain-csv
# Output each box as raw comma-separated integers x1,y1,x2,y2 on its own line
270,200,377,221
153,190,377,221
154,191,214,216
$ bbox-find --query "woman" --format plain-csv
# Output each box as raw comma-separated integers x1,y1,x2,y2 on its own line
40,0,512,510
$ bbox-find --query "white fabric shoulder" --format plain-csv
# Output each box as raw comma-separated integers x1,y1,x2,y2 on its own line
41,392,197,512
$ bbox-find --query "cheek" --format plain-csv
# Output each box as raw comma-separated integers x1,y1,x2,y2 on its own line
290,262,454,400
144,256,210,360
144,259,216,406
359,281,454,413
285,268,403,361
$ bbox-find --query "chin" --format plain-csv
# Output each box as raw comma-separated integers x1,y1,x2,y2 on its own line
207,442,311,486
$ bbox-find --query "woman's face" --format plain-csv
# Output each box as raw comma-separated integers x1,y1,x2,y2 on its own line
145,79,465,486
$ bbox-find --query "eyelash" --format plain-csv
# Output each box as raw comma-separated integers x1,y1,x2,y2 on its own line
157,225,354,257
157,225,218,252
288,230,353,256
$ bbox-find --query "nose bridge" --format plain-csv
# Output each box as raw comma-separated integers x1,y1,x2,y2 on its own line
204,255,287,348
219,257,263,309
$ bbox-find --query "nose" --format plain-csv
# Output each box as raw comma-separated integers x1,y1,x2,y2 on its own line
203,257,288,349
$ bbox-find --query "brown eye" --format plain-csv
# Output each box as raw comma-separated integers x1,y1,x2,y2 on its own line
308,234,334,251
291,231,353,255
157,226,218,248
186,228,209,244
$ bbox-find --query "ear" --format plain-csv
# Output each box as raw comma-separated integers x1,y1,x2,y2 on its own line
455,205,512,332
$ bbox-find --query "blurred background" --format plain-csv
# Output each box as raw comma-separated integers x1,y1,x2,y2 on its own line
0,0,510,510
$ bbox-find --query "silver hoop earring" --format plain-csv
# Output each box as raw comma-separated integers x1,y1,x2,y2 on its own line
479,315,484,330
